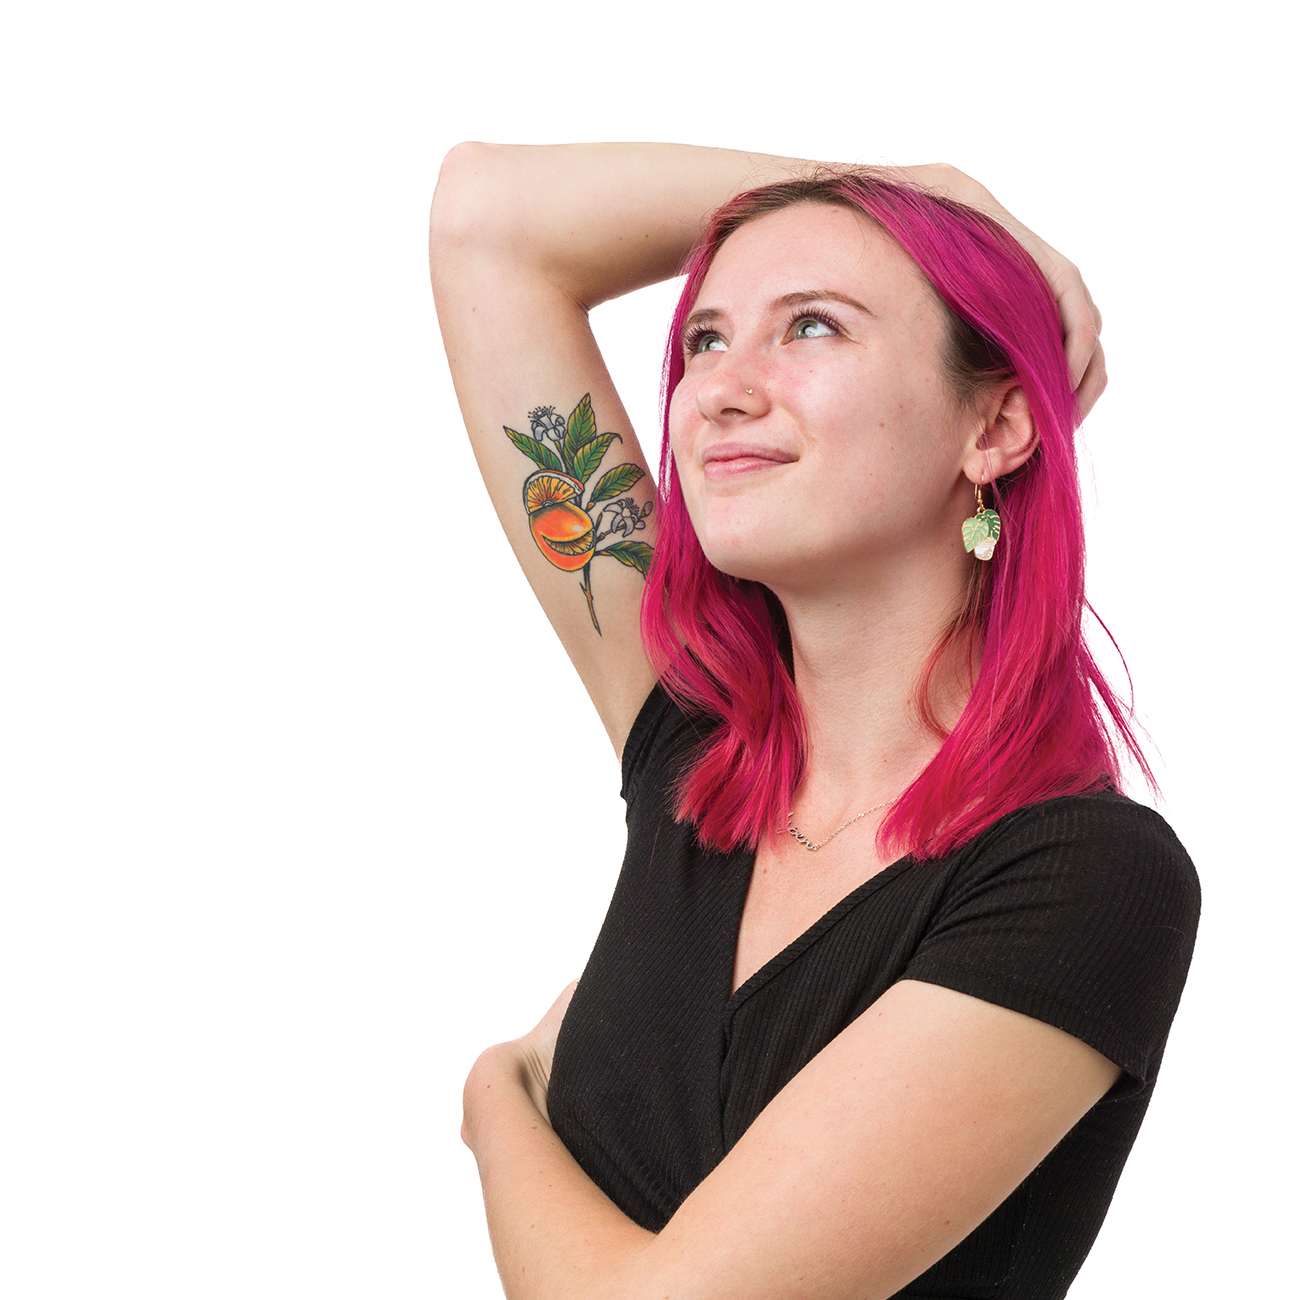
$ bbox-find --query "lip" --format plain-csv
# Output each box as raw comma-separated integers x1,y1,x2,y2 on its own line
701,442,797,480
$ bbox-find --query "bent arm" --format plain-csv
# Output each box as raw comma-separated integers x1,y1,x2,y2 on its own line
430,144,815,753
462,978,1121,1300
431,142,811,308
430,144,1104,753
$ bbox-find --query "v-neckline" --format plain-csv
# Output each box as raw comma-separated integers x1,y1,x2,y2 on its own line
725,850,914,1006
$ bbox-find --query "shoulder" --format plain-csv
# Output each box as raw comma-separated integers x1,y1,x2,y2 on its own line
955,790,1200,921
619,684,719,805
904,791,1200,1091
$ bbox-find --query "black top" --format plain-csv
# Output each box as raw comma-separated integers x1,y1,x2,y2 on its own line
549,687,1200,1300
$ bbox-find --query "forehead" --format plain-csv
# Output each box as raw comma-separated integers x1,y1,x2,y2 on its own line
697,202,935,315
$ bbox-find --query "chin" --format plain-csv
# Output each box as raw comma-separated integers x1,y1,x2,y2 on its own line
692,490,834,583
696,526,803,587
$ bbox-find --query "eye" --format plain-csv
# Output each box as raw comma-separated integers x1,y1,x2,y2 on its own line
792,314,837,340
684,326,727,355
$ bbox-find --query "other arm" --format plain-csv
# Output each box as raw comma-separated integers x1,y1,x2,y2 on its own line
463,978,1121,1300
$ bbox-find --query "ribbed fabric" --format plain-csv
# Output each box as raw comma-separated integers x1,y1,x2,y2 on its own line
548,687,1200,1299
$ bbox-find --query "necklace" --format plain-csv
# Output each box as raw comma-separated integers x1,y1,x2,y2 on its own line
786,797,900,852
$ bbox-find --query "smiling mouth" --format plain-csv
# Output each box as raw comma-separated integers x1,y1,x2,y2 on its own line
702,443,797,480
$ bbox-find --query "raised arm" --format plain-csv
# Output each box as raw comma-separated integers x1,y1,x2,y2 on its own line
429,143,812,754
429,144,1105,754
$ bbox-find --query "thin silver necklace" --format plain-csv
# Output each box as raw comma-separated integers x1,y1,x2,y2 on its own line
786,797,900,852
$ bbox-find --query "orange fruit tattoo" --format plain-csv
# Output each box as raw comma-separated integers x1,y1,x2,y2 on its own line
523,471,596,571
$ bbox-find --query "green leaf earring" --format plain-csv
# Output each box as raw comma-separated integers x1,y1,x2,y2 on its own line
961,484,1001,561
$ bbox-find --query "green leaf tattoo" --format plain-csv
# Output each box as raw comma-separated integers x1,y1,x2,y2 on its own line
562,393,598,470
505,394,655,633
504,425,565,473
601,539,654,576
589,462,645,503
572,432,623,484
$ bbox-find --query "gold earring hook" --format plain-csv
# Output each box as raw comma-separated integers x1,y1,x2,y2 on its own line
962,480,1002,561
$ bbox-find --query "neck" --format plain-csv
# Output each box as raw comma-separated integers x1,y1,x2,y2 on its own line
774,555,974,823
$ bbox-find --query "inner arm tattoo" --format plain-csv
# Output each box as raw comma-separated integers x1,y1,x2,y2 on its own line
504,394,654,634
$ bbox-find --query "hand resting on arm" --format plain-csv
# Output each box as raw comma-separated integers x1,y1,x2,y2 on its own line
463,977,1120,1300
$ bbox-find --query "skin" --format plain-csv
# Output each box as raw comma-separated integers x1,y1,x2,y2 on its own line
671,202,1005,591
431,142,1119,1300
669,202,1042,992
431,143,1103,752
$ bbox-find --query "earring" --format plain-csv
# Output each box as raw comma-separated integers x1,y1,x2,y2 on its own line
962,483,1001,561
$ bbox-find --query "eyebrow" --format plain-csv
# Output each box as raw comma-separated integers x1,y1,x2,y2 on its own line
682,289,875,335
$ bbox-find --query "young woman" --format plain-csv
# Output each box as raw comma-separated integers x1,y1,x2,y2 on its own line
430,144,1199,1300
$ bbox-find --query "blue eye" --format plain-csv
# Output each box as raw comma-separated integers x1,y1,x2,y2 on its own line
793,316,836,339
685,328,727,354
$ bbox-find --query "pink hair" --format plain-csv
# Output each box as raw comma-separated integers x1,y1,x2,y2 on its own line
640,171,1153,860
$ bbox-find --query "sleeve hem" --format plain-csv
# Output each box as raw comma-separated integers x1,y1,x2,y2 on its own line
899,959,1157,1097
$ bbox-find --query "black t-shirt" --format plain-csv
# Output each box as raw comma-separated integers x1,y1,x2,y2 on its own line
549,687,1200,1299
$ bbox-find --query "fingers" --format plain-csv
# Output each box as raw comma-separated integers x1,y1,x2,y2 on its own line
550,979,579,1023
1053,270,1101,392
914,166,1105,412
1086,288,1103,336
1073,343,1108,422
995,224,1103,415
529,980,580,1047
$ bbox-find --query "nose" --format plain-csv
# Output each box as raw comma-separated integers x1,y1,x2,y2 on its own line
694,353,770,424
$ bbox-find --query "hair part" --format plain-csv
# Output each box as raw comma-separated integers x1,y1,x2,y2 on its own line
640,169,1153,861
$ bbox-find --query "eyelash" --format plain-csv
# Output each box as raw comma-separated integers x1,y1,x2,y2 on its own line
788,309,840,340
682,308,842,356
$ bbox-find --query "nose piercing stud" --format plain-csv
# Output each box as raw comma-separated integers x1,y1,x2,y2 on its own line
745,388,753,394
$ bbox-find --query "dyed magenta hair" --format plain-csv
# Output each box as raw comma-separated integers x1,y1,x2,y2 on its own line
641,171,1152,859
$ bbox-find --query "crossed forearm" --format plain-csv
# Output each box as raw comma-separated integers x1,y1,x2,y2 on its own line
463,1043,656,1300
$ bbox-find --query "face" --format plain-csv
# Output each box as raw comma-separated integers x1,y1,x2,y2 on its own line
668,202,975,593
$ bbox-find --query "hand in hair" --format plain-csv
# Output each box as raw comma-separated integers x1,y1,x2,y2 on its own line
906,164,1107,419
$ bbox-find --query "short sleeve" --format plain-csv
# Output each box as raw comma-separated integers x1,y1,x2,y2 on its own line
619,684,674,806
619,684,717,810
900,795,1200,1097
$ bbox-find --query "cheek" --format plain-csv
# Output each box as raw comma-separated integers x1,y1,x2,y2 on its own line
666,381,694,449
665,386,701,496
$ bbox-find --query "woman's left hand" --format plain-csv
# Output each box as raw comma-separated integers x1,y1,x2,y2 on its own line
513,979,579,1122
463,980,579,1147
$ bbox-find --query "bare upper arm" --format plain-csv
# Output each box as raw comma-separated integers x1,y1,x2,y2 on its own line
430,144,661,754
624,979,1122,1300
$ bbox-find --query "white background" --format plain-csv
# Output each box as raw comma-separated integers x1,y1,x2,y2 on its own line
2,1,1294,1295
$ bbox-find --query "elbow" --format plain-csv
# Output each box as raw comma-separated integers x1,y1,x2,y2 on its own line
429,141,519,276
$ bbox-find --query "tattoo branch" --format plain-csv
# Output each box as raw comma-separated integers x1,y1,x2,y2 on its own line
504,395,655,634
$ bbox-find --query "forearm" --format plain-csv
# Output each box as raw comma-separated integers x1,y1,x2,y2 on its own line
431,141,816,308
464,1043,655,1300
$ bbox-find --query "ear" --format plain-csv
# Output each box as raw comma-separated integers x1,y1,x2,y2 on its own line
961,382,1038,485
